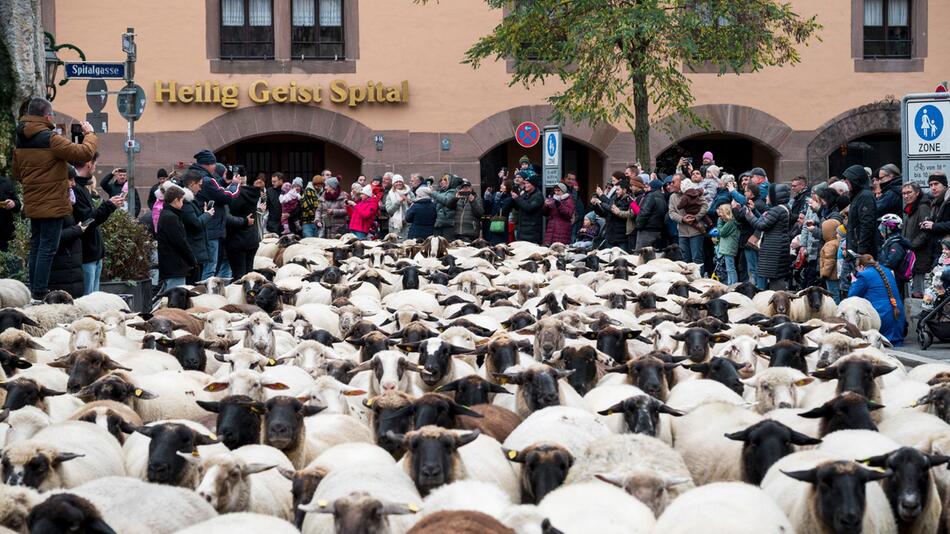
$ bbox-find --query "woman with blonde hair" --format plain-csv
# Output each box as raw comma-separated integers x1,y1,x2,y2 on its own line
716,203,739,284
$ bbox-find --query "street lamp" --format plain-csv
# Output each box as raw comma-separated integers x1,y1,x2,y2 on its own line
43,32,86,102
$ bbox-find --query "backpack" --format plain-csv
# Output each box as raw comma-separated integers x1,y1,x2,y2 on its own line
896,248,916,283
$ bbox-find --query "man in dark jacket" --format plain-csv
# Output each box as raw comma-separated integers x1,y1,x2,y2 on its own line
875,164,903,218
72,153,124,295
0,175,21,252
265,172,285,235
223,180,262,280
99,167,142,217
635,179,667,249
180,171,213,284
843,165,878,257
156,186,196,288
922,173,950,268
511,175,544,244
789,176,811,221
190,151,240,279
12,98,98,300
448,179,484,242
593,180,634,250
47,214,85,299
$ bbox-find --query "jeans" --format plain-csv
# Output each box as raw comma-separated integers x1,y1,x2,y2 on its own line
163,277,187,289
756,275,768,290
201,240,220,281
724,255,738,285
635,230,661,250
744,248,759,285
28,217,63,297
302,223,317,238
825,279,841,303
678,235,704,269
81,259,103,295
351,231,368,239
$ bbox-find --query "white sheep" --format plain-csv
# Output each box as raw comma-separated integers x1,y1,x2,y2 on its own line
836,296,882,331
21,304,85,337
176,513,300,534
742,367,814,413
565,433,693,517
116,370,214,423
122,419,227,488
420,479,512,520
0,407,50,446
193,444,294,520
73,292,130,316
789,289,837,322
296,375,367,415
666,379,747,412
653,482,795,534
538,481,655,533
503,406,612,458
907,363,950,384
671,401,761,485
0,281,30,309
302,414,374,462
2,421,125,490
761,450,896,534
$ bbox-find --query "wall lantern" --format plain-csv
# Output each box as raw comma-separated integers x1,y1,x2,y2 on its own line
44,32,86,102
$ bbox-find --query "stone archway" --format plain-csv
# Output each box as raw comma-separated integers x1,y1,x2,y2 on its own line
806,99,900,179
196,104,372,161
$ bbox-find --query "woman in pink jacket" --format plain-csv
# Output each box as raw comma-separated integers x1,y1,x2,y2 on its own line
348,184,379,239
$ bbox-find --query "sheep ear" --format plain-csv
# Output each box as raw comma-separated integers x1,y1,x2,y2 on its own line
811,368,837,380
380,501,420,515
928,454,950,468
449,401,483,419
594,473,625,488
798,405,830,419
302,405,326,417
597,402,626,417
435,379,460,393
685,363,710,374
39,387,65,398
789,430,823,446
384,430,407,445
454,430,480,447
724,429,750,442
132,387,156,399
793,377,815,387
657,403,684,417
872,364,897,377
858,466,892,482
580,331,598,340
194,432,220,446
52,452,84,465
782,468,818,483
87,518,117,534
203,382,229,393
263,381,289,391
25,339,47,350
858,454,888,469
243,463,277,476
196,400,221,413
503,448,524,463
278,467,297,481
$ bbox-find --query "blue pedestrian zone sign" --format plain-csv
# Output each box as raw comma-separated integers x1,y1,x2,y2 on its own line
916,105,943,141
547,133,557,157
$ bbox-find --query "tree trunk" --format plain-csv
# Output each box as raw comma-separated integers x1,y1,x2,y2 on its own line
631,70,651,170
0,0,44,176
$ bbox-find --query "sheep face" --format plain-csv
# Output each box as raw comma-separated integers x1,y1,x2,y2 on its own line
596,470,690,517
505,443,573,504
414,339,467,387
75,373,154,405
725,420,822,485
335,306,365,339
798,392,884,437
0,309,38,334
597,395,683,436
756,341,819,375
251,284,281,313
0,329,46,359
349,331,393,363
704,299,740,323
262,396,324,451
685,357,746,397
215,348,271,373
158,287,199,309
477,335,530,376
502,311,536,331
494,366,572,413
527,319,579,361
812,356,896,400
581,327,644,365
197,395,264,450
26,493,115,534
302,329,342,348
410,393,481,430
0,378,64,411
436,375,510,406
299,377,365,415
766,322,820,344
66,318,108,351
203,370,289,402
916,384,950,424
861,447,949,525
279,465,329,529
48,350,131,393
237,313,288,357
783,461,890,533
0,348,32,376
670,328,730,363
127,423,219,486
349,351,420,394
158,335,238,372
607,356,678,401
388,426,478,495
195,454,276,512
816,334,871,368
199,311,244,340
546,346,610,397
1,443,81,490
289,319,312,339
277,341,333,377
364,392,415,458
744,369,812,412
300,491,417,534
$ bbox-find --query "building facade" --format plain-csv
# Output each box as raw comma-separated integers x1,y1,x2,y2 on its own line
42,0,947,199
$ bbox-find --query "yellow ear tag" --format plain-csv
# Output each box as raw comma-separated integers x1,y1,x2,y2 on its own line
268,358,277,366
910,401,919,408
507,450,518,460
497,377,508,385
134,388,143,397
209,434,217,441
251,407,263,414
408,503,420,513
793,380,809,387
866,465,887,473
606,410,614,416
366,398,374,407
191,450,200,457
317,499,329,508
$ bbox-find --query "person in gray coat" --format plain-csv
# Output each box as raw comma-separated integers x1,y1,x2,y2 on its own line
742,183,791,290
431,174,461,240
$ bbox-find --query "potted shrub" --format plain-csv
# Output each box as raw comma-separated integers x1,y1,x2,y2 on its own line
99,211,156,313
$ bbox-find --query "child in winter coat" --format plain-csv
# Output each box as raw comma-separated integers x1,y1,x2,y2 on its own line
279,179,302,235
715,204,739,284
924,238,950,310
819,220,841,303
348,184,379,239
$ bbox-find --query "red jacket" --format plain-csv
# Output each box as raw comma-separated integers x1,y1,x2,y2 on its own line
349,197,379,233
543,195,576,245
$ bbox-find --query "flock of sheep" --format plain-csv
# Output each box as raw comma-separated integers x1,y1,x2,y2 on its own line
0,233,942,534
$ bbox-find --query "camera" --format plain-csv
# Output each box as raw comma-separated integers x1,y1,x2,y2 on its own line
70,124,84,145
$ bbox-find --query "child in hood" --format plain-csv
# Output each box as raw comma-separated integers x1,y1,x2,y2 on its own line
279,178,303,235
924,238,950,310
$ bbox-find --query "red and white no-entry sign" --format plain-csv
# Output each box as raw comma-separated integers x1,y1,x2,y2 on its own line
515,121,541,148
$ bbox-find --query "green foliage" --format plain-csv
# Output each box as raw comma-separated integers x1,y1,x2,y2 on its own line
415,0,821,165
0,214,30,282
101,211,155,282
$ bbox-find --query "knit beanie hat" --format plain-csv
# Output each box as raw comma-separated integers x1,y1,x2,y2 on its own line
362,184,373,197
703,151,714,161
830,181,850,195
837,224,847,238
416,186,432,200
649,179,664,191
519,155,531,165
842,165,866,183
325,176,339,189
930,174,949,187
630,176,645,192
554,183,568,193
706,165,721,179
194,149,216,165
292,177,304,188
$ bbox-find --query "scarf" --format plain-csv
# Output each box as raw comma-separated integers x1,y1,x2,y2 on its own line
324,189,341,201
904,199,916,215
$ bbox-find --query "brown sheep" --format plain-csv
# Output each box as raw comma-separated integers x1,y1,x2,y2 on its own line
152,308,204,336
456,404,522,443
408,510,514,534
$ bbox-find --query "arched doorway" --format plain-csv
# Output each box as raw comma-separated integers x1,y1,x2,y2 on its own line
655,133,779,178
215,134,362,186
478,137,604,201
827,132,900,179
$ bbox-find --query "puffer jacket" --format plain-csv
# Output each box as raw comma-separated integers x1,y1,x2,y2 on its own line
179,190,212,265
12,116,97,219
318,190,349,239
449,192,484,239
744,184,791,280
72,176,118,264
431,176,462,229
349,197,379,234
512,188,544,244
405,198,437,240
843,165,878,256
902,195,932,273
593,193,634,245
543,194,575,245
47,216,85,298
879,233,911,276
798,206,822,261
223,185,261,252
876,177,903,218
819,219,840,280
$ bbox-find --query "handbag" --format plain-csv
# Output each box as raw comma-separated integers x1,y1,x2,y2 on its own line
794,246,808,269
489,216,506,233
745,234,760,251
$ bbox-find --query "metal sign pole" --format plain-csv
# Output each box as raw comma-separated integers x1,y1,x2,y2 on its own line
122,28,137,216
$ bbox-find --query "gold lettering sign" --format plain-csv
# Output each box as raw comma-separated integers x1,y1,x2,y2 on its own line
154,80,409,109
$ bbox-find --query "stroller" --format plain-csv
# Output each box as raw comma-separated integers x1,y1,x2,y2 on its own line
917,270,950,350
